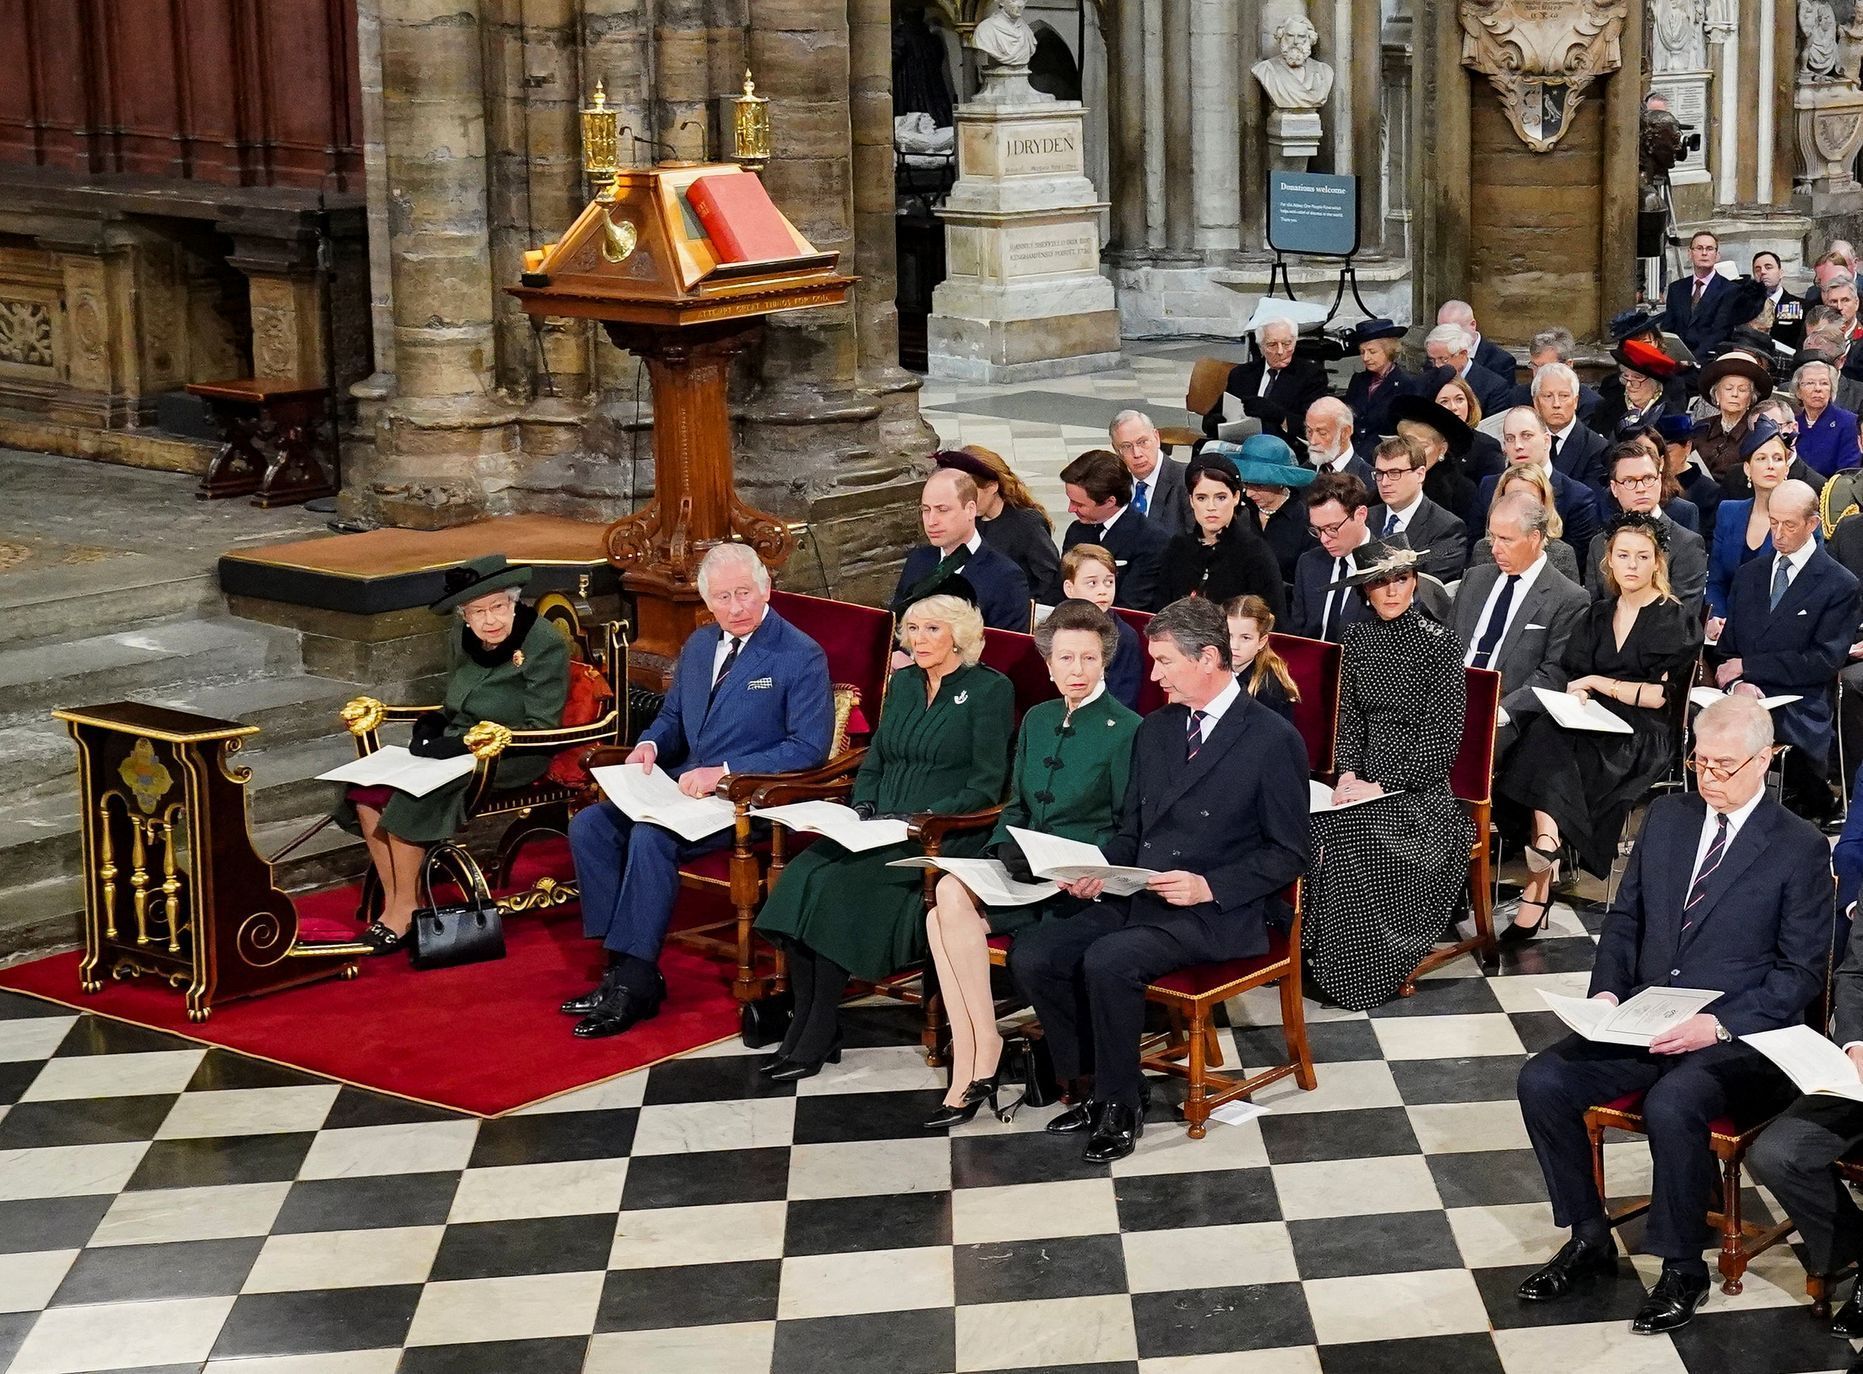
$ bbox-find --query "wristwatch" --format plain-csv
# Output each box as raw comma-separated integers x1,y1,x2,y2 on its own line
1713,1019,1732,1044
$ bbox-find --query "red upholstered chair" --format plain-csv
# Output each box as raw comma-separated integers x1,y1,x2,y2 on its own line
1111,607,1169,715
656,590,896,1004
979,626,1061,719
1139,880,1314,1137
1398,664,1501,994
1585,929,1840,1299
1268,633,1341,775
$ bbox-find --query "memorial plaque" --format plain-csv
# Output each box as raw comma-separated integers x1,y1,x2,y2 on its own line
960,117,1086,179
1003,221,1101,277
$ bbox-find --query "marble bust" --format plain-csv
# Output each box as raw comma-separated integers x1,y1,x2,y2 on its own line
972,0,1037,70
1802,0,1840,80
1252,14,1335,112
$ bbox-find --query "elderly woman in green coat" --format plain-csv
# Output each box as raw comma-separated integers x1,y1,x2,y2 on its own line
922,598,1138,1129
755,589,1015,1081
339,555,569,954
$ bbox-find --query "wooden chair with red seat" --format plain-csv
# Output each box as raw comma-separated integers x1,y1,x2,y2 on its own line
1267,632,1342,775
1139,880,1313,1137
1584,924,1841,1298
1397,664,1502,995
655,589,895,1006
1111,607,1169,715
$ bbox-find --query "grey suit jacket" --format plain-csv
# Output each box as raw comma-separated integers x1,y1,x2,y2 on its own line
1371,495,1468,581
1450,559,1591,718
1585,518,1708,618
1138,457,1194,540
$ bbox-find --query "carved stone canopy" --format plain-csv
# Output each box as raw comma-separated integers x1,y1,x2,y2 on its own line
1459,0,1629,152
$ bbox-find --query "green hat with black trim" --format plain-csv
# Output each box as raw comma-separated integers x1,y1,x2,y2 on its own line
429,554,533,614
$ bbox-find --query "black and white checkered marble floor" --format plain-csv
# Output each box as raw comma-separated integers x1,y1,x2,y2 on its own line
0,898,1854,1374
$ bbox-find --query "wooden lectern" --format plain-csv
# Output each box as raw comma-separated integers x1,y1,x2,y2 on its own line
54,703,365,1020
508,162,852,686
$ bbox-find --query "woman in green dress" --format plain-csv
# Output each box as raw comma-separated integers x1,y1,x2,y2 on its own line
922,599,1139,1129
754,590,1015,1081
338,555,569,954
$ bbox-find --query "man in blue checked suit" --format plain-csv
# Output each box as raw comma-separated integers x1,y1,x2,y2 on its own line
563,543,832,1039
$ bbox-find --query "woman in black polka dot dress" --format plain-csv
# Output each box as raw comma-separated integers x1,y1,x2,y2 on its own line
1304,539,1475,1011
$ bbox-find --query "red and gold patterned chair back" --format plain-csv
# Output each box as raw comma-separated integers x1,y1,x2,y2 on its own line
1452,666,1502,804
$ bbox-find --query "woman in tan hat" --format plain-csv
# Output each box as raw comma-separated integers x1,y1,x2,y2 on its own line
1691,348,1773,482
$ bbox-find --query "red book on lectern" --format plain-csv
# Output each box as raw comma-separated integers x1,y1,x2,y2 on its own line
686,173,798,263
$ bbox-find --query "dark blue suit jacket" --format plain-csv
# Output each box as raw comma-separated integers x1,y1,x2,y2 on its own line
1472,334,1516,381
1344,365,1413,456
1665,272,1734,357
1463,363,1514,418
1289,543,1371,642
1705,500,1774,620
1549,422,1611,497
1106,615,1143,711
1835,774,1863,913
1063,507,1168,613
1102,692,1310,951
1592,793,1831,1036
1718,544,1860,761
641,608,834,779
1476,466,1603,560
892,540,1031,631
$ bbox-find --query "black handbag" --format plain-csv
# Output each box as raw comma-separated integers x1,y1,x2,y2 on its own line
408,855,506,971
740,989,794,1048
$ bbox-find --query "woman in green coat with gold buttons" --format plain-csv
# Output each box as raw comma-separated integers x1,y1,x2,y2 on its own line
337,555,569,954
755,590,1014,1080
922,599,1139,1128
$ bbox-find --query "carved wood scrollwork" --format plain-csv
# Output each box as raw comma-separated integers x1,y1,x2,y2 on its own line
1459,0,1629,152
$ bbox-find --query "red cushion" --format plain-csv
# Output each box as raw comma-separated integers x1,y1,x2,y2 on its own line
771,590,894,742
986,934,1013,952
1594,1092,1741,1138
297,913,361,945
1597,1091,1646,1113
1112,609,1168,715
679,848,740,882
546,659,617,787
1268,633,1340,774
980,628,1058,725
1452,666,1502,803
1147,929,1291,997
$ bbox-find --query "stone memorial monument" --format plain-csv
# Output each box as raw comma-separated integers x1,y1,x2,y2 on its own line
1252,11,1335,173
1648,0,1713,190
1795,0,1863,210
926,0,1118,382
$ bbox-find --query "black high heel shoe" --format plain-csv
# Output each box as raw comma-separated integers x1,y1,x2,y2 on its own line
1498,898,1551,946
922,1047,1025,1129
360,920,409,956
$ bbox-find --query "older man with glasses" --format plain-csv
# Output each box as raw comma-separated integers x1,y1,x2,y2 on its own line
1514,694,1831,1337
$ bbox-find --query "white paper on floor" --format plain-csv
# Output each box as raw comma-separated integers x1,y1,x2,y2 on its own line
1206,1100,1272,1128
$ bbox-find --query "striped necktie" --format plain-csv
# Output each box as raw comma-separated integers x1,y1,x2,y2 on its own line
1186,709,1206,761
1681,813,1730,930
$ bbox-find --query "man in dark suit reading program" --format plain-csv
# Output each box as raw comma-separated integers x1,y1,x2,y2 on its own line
1513,696,1830,1337
1011,597,1310,1164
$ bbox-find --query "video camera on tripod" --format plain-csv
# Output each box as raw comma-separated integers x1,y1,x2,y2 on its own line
1637,101,1700,271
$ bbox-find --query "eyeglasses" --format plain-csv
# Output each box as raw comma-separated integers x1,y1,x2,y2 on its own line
1611,473,1660,489
1309,516,1354,539
1373,467,1418,482
1684,748,1771,783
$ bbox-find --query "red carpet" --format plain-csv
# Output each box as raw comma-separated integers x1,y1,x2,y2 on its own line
0,842,743,1116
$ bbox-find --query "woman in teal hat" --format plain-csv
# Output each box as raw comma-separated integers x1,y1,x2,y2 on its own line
336,554,570,954
1230,432,1319,587
1157,449,1288,613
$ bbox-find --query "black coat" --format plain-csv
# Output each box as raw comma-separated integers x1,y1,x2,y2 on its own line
1463,363,1515,417
1159,520,1287,619
1062,506,1169,613
978,504,1061,605
1290,543,1372,642
891,540,1031,631
1665,272,1737,357
1257,499,1312,587
1343,365,1413,456
1716,544,1861,763
1549,421,1611,495
1472,334,1516,381
1204,357,1331,449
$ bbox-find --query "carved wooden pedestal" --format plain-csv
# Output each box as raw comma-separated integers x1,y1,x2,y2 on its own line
54,702,365,1021
598,322,794,684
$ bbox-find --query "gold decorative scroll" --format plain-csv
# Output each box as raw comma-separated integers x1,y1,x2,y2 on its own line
1459,0,1628,152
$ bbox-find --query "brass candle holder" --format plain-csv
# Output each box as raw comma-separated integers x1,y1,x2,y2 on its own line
581,80,621,202
730,70,770,171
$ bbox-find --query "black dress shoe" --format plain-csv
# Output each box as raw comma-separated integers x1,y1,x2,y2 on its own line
1832,1286,1863,1338
1045,1101,1100,1134
1082,1102,1144,1163
359,920,409,956
767,1057,826,1083
560,970,617,1016
1515,1237,1619,1302
1630,1266,1711,1334
571,986,662,1040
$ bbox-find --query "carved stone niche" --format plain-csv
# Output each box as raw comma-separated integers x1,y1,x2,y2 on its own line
1459,0,1630,152
1796,81,1863,204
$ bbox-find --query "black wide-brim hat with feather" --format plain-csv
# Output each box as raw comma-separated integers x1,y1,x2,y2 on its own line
429,554,533,614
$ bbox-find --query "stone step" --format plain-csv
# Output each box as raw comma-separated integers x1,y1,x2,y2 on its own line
0,617,303,726
0,555,220,649
1,672,373,806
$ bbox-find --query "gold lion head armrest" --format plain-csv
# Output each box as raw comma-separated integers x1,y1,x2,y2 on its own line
339,696,445,756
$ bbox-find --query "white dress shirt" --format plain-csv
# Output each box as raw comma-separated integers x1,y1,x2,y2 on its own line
1191,675,1242,731
1464,552,1548,667
1381,491,1424,537
1773,538,1817,593
1688,786,1765,892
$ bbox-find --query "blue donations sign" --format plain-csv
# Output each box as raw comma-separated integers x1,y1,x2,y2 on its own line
1266,172,1359,259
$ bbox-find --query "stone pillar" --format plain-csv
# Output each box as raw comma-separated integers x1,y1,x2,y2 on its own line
849,0,908,388
1162,0,1195,257
1106,0,1147,256
1351,0,1383,253
1190,0,1240,252
362,0,514,529
1406,0,1470,323
578,0,651,411
656,0,710,161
